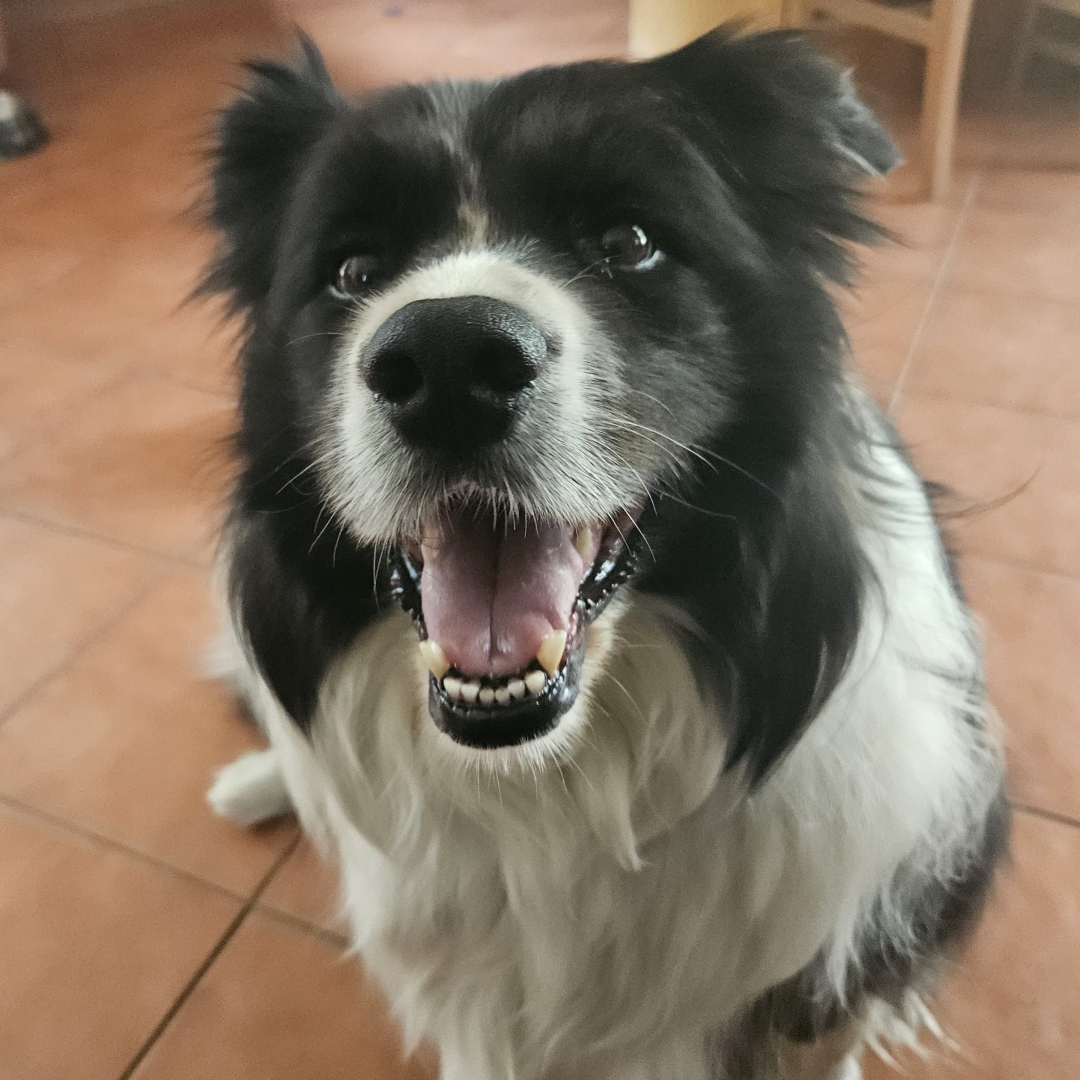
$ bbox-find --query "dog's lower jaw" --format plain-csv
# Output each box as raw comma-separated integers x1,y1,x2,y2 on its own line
401,600,637,790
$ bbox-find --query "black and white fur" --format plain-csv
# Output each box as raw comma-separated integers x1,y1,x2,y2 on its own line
204,29,1007,1080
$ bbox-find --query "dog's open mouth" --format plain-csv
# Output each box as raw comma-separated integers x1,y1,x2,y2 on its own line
390,501,641,748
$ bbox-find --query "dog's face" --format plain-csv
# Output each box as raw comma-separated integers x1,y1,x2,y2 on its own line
209,31,897,762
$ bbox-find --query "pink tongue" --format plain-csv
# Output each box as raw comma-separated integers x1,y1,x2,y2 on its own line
420,508,592,678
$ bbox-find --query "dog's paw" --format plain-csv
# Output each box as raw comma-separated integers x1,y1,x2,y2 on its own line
207,748,293,825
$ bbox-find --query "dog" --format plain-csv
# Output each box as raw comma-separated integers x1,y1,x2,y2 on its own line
203,27,1008,1080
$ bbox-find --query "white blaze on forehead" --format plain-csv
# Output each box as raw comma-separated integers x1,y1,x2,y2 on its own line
426,79,480,156
424,81,488,248
456,202,490,248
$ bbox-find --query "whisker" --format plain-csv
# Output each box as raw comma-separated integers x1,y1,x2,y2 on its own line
624,386,677,418
308,506,338,554
274,448,336,496
286,330,345,348
619,420,780,500
559,258,608,290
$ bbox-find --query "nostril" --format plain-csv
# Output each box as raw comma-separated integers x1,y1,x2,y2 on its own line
366,349,424,404
473,339,538,396
360,296,548,451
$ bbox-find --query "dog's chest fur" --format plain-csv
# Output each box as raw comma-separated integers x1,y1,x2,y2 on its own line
231,433,998,1080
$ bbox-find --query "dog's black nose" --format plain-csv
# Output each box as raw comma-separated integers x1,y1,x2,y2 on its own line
362,295,546,452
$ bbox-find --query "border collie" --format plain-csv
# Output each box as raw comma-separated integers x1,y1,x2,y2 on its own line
204,28,1007,1080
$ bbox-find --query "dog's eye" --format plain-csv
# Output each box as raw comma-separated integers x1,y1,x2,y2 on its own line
331,255,380,299
597,225,662,272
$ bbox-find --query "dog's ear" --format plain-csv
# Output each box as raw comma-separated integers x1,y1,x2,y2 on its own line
639,446,868,788
651,26,901,178
204,34,344,310
647,27,901,278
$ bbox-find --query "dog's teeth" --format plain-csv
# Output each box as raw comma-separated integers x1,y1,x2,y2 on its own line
524,670,547,695
508,678,527,700
536,630,567,678
479,687,496,706
460,681,480,704
494,686,512,705
443,676,462,701
419,640,450,680
573,526,593,561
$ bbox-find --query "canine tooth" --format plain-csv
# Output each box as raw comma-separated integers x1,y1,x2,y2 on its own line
494,686,512,705
508,678,527,700
418,640,450,680
479,687,496,706
573,526,593,561
536,630,567,678
460,681,480,704
524,670,547,695
443,676,462,700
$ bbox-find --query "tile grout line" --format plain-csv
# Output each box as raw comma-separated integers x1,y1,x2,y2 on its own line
115,831,303,1080
0,359,135,473
0,506,213,571
4,788,350,952
889,279,1080,306
0,790,277,907
0,341,231,471
0,565,168,732
887,171,985,419
905,386,1080,425
983,285,1080,304
960,550,1080,585
158,369,237,401
254,902,351,951
1012,801,1080,831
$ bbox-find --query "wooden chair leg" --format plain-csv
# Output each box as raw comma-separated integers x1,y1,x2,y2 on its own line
920,0,975,199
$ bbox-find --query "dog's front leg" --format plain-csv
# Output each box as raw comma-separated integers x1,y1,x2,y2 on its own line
207,745,292,825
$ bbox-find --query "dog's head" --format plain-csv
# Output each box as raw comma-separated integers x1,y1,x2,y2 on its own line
207,29,897,775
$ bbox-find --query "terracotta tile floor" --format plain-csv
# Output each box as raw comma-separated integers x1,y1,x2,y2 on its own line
1,2,1079,1077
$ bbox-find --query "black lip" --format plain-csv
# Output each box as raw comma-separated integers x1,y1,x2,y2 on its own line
389,518,640,750
427,621,586,748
